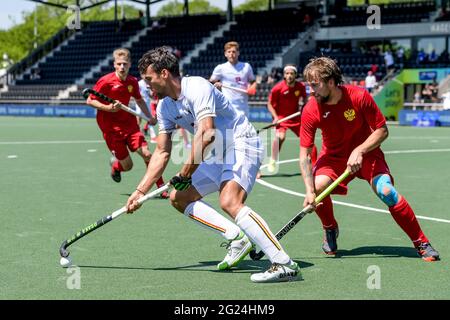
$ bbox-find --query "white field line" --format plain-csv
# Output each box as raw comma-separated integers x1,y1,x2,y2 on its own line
0,140,103,145
258,148,450,224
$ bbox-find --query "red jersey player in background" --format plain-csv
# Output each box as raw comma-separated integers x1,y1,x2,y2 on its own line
299,57,439,261
266,64,317,173
86,48,168,198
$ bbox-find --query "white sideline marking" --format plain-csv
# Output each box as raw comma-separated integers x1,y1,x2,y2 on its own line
0,140,103,145
256,179,450,224
87,149,97,153
258,148,450,224
7,155,18,159
261,148,450,168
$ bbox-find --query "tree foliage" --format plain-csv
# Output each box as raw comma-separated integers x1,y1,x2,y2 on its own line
0,1,143,64
156,0,222,17
234,0,270,13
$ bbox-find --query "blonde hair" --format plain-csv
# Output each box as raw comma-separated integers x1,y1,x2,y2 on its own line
113,48,131,62
224,41,239,51
303,56,343,85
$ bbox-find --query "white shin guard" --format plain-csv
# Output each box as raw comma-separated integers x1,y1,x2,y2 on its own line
184,200,241,240
235,206,290,265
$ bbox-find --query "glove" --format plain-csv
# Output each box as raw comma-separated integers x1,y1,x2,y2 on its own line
170,175,192,191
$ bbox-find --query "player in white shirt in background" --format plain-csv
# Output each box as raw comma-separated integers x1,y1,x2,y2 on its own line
126,46,300,283
209,41,256,118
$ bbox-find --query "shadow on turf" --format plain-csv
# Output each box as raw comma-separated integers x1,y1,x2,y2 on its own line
332,246,419,259
78,260,314,272
260,172,301,178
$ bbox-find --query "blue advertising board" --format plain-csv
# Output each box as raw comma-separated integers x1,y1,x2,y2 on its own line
0,104,273,122
398,109,450,127
0,104,96,118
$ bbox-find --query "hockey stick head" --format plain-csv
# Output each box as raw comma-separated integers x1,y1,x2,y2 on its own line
59,241,70,258
249,249,265,260
82,88,114,104
81,88,92,99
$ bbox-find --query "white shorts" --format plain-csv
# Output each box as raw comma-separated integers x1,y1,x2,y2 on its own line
192,137,264,197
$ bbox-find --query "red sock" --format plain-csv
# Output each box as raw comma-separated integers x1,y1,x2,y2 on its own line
389,196,428,246
315,195,338,229
156,176,165,188
144,122,149,130
112,160,124,172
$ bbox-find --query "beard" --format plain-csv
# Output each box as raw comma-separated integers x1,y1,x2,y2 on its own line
314,93,330,104
285,78,295,86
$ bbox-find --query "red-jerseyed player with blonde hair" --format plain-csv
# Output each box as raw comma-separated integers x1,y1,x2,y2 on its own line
299,56,439,261
86,48,168,197
266,64,317,173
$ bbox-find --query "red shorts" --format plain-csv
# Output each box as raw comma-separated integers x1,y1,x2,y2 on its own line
313,151,392,195
103,129,147,160
276,121,300,137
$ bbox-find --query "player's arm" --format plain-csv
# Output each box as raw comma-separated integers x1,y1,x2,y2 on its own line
267,99,278,123
209,79,222,90
135,98,157,125
246,79,257,93
299,103,318,208
347,124,388,174
299,145,316,207
86,95,120,112
267,87,279,122
126,133,172,213
246,65,257,94
209,66,222,89
179,116,215,178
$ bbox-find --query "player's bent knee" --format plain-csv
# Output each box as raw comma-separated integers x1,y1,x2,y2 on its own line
219,196,240,217
169,190,186,213
373,175,399,206
170,189,200,213
276,132,286,141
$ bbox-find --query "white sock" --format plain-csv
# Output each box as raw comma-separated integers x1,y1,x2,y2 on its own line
184,200,241,240
235,206,291,265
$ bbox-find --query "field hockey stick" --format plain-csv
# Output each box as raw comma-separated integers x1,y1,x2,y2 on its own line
249,170,351,260
221,83,257,96
256,111,301,134
59,183,170,259
82,88,151,122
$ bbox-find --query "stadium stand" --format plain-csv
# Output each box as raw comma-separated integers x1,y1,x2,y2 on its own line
17,20,144,85
183,8,313,79
325,0,436,27
65,14,227,101
0,1,449,113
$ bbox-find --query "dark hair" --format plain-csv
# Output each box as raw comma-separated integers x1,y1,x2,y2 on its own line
138,46,180,77
303,56,343,85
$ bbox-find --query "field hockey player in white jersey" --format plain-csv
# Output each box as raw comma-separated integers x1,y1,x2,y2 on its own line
209,41,256,118
126,46,300,283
